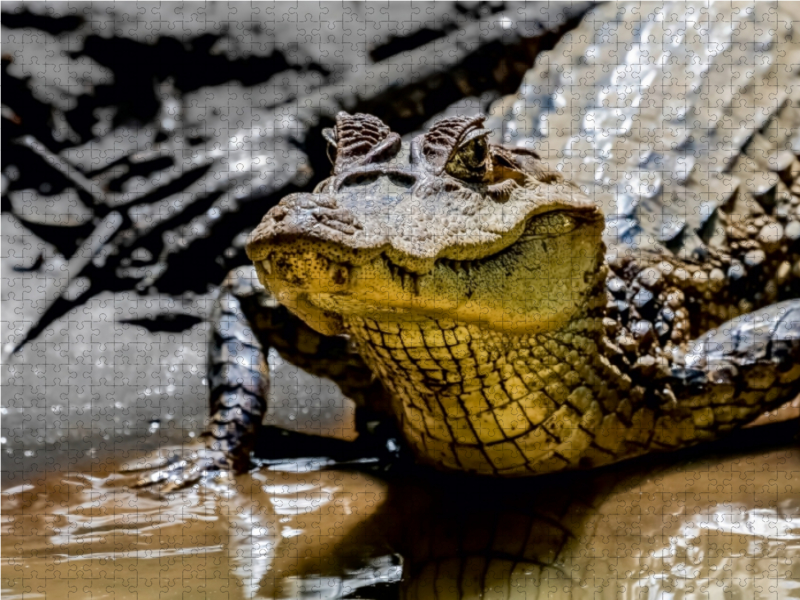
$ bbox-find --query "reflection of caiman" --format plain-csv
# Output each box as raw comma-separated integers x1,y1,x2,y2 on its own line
140,2,800,489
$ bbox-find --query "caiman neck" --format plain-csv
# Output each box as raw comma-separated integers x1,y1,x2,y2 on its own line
341,265,640,475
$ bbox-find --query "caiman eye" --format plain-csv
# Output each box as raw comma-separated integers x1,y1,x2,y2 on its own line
445,128,492,182
523,212,578,237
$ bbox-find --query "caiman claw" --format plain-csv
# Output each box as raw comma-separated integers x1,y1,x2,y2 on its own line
123,445,235,494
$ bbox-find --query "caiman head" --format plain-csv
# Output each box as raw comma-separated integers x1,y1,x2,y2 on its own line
246,112,605,338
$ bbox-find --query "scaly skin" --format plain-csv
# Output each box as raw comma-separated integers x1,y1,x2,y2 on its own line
246,109,800,476
137,1,800,487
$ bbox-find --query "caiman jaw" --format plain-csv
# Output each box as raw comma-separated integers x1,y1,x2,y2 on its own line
251,207,605,337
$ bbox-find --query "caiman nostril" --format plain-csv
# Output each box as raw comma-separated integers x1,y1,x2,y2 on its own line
313,195,338,209
270,206,288,222
311,208,363,235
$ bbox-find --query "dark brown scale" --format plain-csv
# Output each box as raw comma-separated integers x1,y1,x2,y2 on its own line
329,111,392,175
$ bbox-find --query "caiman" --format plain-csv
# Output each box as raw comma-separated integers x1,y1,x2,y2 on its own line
138,1,800,489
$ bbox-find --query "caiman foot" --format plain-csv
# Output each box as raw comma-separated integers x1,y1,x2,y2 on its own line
122,444,234,494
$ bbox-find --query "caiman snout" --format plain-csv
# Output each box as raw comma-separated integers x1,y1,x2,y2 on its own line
249,192,362,249
246,192,385,294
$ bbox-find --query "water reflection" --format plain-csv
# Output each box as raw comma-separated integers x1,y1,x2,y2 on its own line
3,420,799,599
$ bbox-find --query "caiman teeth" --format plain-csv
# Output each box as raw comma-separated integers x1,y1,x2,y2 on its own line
262,259,272,274
384,256,424,295
384,255,482,288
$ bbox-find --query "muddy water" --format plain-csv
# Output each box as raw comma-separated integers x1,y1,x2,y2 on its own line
3,417,800,600
2,455,392,599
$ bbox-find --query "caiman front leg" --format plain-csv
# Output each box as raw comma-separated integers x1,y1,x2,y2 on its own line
131,266,395,492
128,268,268,490
650,299,800,450
227,267,400,467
